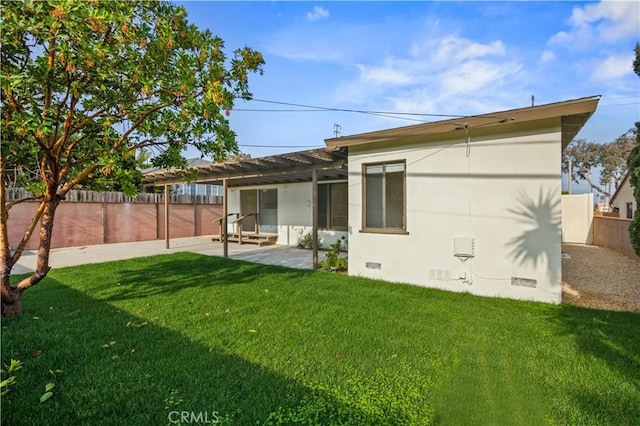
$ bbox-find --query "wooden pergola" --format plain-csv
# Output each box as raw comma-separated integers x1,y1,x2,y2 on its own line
143,148,348,268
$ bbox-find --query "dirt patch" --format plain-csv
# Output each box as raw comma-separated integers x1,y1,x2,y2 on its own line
562,244,640,313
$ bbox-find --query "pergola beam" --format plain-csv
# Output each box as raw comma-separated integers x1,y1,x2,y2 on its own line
143,148,347,187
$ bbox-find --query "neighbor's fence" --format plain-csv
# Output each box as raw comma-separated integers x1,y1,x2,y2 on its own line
6,188,223,250
561,193,594,244
593,216,638,260
6,187,222,205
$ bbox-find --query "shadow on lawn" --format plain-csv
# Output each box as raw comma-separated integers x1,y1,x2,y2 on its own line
1,276,385,425
77,252,312,302
549,305,640,421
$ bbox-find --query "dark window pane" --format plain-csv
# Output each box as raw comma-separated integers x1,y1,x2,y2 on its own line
318,184,328,229
365,166,384,228
385,170,404,228
331,183,348,230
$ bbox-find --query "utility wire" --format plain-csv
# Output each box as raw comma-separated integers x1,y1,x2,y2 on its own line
236,98,539,122
249,98,464,119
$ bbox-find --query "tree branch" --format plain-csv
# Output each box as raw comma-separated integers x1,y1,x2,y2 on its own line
579,170,612,198
0,155,11,272
44,35,56,112
15,268,50,291
59,164,99,197
110,102,172,154
63,108,108,140
58,133,94,184
6,197,44,210
52,95,80,154
9,200,46,266
52,74,73,145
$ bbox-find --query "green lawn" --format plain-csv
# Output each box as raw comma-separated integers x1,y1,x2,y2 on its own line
2,253,639,425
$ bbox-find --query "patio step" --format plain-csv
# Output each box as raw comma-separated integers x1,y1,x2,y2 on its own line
212,233,277,246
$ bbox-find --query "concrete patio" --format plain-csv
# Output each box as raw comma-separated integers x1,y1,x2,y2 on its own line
13,236,315,275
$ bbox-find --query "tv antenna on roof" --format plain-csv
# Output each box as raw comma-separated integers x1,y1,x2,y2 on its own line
333,123,342,138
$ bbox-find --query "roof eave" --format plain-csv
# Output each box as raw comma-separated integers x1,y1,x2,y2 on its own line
325,96,601,150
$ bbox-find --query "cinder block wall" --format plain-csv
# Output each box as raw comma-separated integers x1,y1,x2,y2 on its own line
8,201,222,250
593,216,639,259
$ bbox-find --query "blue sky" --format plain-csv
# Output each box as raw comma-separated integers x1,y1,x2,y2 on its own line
178,1,639,192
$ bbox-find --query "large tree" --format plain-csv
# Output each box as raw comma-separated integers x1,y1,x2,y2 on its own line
1,0,264,316
562,129,636,199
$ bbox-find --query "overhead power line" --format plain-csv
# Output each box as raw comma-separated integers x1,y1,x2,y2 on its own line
234,97,553,123
247,98,465,121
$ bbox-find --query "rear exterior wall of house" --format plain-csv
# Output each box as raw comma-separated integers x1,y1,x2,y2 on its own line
346,118,563,304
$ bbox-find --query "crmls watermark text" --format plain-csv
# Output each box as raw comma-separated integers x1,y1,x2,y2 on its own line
168,411,220,424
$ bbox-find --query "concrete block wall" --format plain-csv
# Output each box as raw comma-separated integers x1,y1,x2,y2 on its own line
593,216,639,260
8,201,222,250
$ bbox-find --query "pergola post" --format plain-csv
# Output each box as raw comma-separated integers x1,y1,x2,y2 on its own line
164,184,170,249
312,169,318,269
223,178,228,258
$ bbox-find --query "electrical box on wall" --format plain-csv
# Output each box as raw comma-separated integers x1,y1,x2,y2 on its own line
454,237,475,258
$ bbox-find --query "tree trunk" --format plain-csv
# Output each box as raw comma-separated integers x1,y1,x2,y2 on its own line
1,285,23,318
1,198,58,318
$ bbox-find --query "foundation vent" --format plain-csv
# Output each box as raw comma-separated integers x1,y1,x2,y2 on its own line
429,269,451,281
365,262,381,270
511,277,537,288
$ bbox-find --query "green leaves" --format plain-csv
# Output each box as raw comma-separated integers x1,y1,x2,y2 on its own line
1,0,264,312
1,0,265,190
563,129,635,198
0,359,23,397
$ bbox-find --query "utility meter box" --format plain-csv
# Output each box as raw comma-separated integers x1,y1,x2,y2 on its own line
454,237,475,258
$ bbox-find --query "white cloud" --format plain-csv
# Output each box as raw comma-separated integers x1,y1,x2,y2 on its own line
591,53,635,80
539,51,555,63
440,60,523,96
550,0,639,48
430,37,506,63
307,6,329,22
356,62,415,86
334,35,525,116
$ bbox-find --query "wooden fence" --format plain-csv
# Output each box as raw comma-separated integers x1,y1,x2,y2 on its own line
6,188,223,250
6,187,222,205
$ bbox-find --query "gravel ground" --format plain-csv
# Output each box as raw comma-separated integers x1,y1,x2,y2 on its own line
562,244,640,313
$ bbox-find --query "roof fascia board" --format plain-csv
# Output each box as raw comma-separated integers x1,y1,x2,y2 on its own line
325,96,600,150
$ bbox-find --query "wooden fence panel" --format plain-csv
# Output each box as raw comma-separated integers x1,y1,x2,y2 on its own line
6,187,222,205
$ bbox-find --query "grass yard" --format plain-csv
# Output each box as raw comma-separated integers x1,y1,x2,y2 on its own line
2,253,639,425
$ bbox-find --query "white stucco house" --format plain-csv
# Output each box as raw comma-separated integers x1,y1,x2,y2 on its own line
610,171,636,219
144,96,600,304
